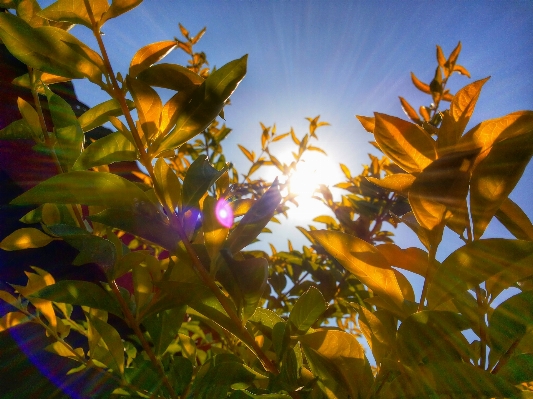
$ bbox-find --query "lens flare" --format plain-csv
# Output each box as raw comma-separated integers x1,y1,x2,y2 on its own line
215,199,233,228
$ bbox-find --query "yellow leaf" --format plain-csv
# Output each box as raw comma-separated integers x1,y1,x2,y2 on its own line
436,45,446,68
453,64,471,78
129,40,177,78
399,96,420,123
411,72,431,94
38,0,109,29
393,269,415,302
154,158,181,213
366,174,415,196
0,290,19,308
419,106,431,122
300,330,373,399
373,113,436,173
272,132,289,142
126,76,162,141
17,97,41,139
447,41,462,66
356,115,375,133
238,144,254,162
310,230,405,315
0,311,29,332
376,243,430,277
0,227,55,251
203,196,229,261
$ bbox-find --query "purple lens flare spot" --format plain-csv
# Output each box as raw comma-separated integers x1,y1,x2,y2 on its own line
215,199,233,228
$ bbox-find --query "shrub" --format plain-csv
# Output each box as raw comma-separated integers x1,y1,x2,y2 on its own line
1,1,532,398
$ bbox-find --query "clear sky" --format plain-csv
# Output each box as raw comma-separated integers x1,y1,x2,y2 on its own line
54,0,533,259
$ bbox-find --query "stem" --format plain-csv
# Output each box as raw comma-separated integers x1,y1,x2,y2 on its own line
491,337,522,374
475,285,487,369
418,244,437,312
109,281,178,398
83,0,278,374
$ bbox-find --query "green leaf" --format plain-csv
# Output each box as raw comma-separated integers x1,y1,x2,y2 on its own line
78,99,135,132
488,291,533,367
288,286,327,334
143,306,186,357
123,359,163,395
182,156,226,209
47,224,116,272
248,308,285,334
38,0,109,29
169,356,193,394
353,305,394,364
310,230,405,316
272,321,291,360
470,131,533,240
300,330,373,399
30,280,123,317
11,171,153,210
380,361,518,398
0,119,34,140
189,358,255,399
45,87,84,171
0,13,103,82
495,198,533,241
224,181,281,253
100,0,143,25
373,112,436,173
72,131,138,170
396,310,470,365
151,55,247,156
17,97,42,140
427,239,533,308
88,208,180,253
498,353,533,385
218,250,268,322
408,149,478,231
87,313,124,374
136,63,203,91
0,227,55,251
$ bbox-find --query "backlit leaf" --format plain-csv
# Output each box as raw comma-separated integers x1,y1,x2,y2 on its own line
288,286,327,334
373,113,436,173
136,63,203,91
0,227,55,251
310,230,405,315
17,97,41,139
376,243,430,276
410,72,431,94
0,14,104,82
154,157,181,212
38,0,109,29
78,99,135,132
159,91,192,137
100,0,143,25
300,330,373,399
152,55,247,155
453,64,470,78
353,305,394,364
409,149,477,230
495,197,533,241
436,45,446,68
427,239,533,308
129,40,177,78
238,145,254,162
126,76,162,141
367,174,415,196
355,115,375,133
73,131,137,170
225,181,281,253
399,96,420,123
470,131,533,239
31,280,123,317
203,196,229,260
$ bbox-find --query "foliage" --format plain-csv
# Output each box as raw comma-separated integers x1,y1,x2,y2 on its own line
1,2,533,398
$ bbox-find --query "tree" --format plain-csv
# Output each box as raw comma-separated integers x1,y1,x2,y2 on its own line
1,1,533,398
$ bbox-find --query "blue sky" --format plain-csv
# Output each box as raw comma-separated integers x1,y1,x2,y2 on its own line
58,0,533,258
